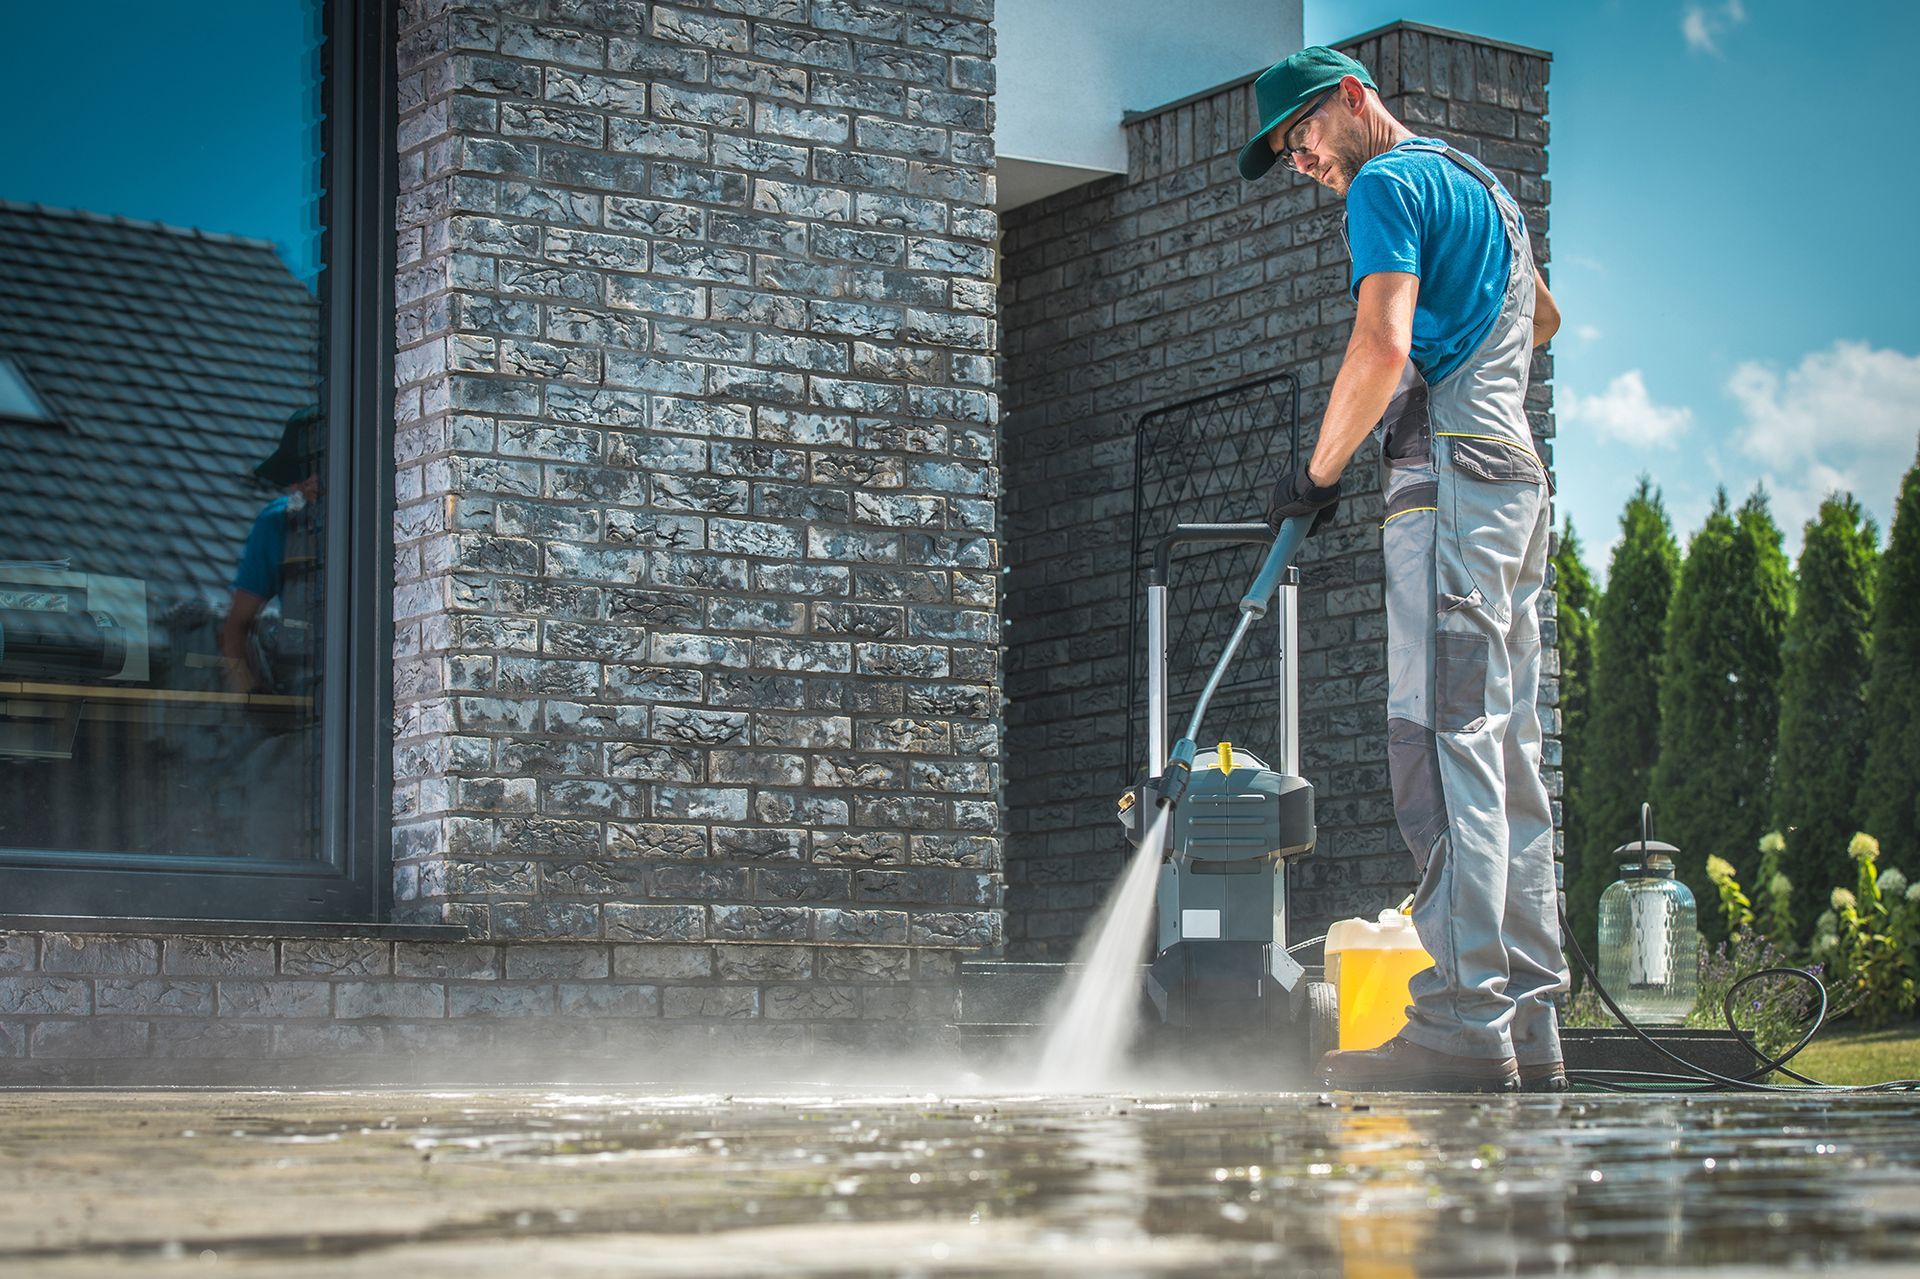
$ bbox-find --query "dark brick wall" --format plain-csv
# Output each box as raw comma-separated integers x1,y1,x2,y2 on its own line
389,0,1004,951
998,23,1557,958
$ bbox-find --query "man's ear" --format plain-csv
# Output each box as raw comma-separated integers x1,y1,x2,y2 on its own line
1340,74,1367,112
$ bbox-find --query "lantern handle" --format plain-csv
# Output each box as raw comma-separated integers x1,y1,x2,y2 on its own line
1640,801,1652,851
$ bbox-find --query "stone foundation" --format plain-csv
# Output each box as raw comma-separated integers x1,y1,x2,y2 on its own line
0,924,960,1084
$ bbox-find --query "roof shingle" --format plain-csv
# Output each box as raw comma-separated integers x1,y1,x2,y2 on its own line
0,201,320,600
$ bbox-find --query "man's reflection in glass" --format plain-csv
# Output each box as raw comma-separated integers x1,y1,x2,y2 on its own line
220,405,321,697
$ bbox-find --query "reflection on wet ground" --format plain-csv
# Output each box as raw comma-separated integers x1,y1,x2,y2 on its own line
3,1089,1919,1276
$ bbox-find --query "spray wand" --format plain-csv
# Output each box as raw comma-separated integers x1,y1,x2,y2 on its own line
1154,515,1311,810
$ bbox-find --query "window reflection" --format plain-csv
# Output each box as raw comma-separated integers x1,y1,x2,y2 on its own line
0,1,328,868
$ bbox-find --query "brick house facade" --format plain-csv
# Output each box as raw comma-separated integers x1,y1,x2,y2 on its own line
0,9,1555,1082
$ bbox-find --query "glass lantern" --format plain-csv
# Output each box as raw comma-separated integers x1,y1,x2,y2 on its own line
1596,806,1699,1025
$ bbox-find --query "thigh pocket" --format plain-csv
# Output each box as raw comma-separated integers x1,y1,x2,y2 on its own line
1446,434,1551,491
1434,630,1489,733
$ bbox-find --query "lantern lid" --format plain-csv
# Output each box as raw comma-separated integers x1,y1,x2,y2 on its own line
1613,804,1679,877
1614,842,1678,878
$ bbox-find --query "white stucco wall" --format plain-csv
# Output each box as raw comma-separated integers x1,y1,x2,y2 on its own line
994,0,1303,208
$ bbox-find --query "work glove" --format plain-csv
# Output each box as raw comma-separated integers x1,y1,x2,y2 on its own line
1265,464,1341,537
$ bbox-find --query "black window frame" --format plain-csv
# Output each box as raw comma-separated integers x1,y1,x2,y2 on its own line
0,0,397,925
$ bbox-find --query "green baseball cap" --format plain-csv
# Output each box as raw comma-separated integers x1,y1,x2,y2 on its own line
1237,46,1377,182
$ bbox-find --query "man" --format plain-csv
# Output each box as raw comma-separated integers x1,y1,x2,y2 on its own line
220,405,322,696
1241,48,1567,1092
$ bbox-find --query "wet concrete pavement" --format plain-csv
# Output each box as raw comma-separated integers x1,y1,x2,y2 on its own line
3,1088,1919,1276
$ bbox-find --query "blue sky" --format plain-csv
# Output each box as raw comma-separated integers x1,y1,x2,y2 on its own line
0,1,323,283
1310,0,1920,577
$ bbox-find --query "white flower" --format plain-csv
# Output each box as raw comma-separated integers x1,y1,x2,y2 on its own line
1812,932,1839,958
1879,868,1909,899
1759,831,1787,856
1832,887,1858,912
1849,832,1881,864
1768,873,1791,899
1906,881,1920,906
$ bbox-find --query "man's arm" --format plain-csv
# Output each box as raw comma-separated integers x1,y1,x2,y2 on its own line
1533,270,1559,348
218,590,267,694
1306,271,1419,486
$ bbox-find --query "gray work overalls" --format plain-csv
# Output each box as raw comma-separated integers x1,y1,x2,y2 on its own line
1369,140,1567,1067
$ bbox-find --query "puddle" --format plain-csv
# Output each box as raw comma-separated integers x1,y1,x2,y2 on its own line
1,1090,1918,1274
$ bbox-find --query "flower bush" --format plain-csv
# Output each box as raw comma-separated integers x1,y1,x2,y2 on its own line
1707,854,1753,938
1767,831,1920,1029
1753,830,1796,954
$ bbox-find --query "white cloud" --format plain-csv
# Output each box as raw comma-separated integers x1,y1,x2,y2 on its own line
1559,369,1693,449
1726,340,1920,536
1683,1,1748,55
1574,324,1603,343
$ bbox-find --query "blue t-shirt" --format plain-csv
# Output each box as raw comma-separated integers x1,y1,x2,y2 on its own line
1344,139,1516,385
231,496,290,600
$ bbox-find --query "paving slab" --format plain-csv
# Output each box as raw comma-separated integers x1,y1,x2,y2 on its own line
2,1087,1918,1275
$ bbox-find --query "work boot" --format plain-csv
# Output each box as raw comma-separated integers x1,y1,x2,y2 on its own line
1319,1035,1520,1093
1519,1060,1568,1093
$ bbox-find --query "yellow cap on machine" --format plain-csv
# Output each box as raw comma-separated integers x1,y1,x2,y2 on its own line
1216,742,1233,774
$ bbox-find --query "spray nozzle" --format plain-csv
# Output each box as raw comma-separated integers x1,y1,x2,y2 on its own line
1157,738,1198,809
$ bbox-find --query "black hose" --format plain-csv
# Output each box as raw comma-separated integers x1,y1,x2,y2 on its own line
1558,905,1920,1093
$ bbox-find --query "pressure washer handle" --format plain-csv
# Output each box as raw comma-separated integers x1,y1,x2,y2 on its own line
1238,517,1310,618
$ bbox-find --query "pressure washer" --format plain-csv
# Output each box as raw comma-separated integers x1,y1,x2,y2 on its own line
1117,515,1339,1069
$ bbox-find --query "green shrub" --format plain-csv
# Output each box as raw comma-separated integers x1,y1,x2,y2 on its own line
1818,833,1919,1028
1752,831,1797,959
1706,854,1753,938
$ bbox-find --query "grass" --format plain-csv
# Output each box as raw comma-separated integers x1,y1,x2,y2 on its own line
1785,1018,1920,1085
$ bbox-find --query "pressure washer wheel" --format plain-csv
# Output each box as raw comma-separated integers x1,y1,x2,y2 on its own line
1306,980,1338,1066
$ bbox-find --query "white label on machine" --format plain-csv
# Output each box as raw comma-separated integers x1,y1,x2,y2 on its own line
1269,945,1304,992
1181,909,1222,939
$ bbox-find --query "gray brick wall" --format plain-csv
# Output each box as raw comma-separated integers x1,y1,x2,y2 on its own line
389,0,1004,950
998,23,1558,958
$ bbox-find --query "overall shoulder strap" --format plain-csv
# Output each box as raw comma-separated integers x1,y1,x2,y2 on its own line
1394,140,1527,258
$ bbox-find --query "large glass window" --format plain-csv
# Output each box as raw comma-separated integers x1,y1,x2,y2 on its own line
0,1,387,920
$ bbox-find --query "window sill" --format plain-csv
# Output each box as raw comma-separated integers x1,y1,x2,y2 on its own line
0,914,467,942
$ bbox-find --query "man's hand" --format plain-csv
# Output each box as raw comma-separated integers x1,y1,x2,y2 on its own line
1533,271,1559,347
1267,464,1341,537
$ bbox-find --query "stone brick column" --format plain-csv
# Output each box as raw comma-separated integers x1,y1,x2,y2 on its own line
389,0,1003,957
998,22,1555,957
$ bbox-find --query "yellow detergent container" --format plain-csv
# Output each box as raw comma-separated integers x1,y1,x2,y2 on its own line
1324,909,1434,1051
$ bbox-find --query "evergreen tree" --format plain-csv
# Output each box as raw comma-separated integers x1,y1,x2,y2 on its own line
1551,520,1597,898
1773,494,1878,927
1860,445,1920,864
1652,487,1791,942
1568,480,1678,951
